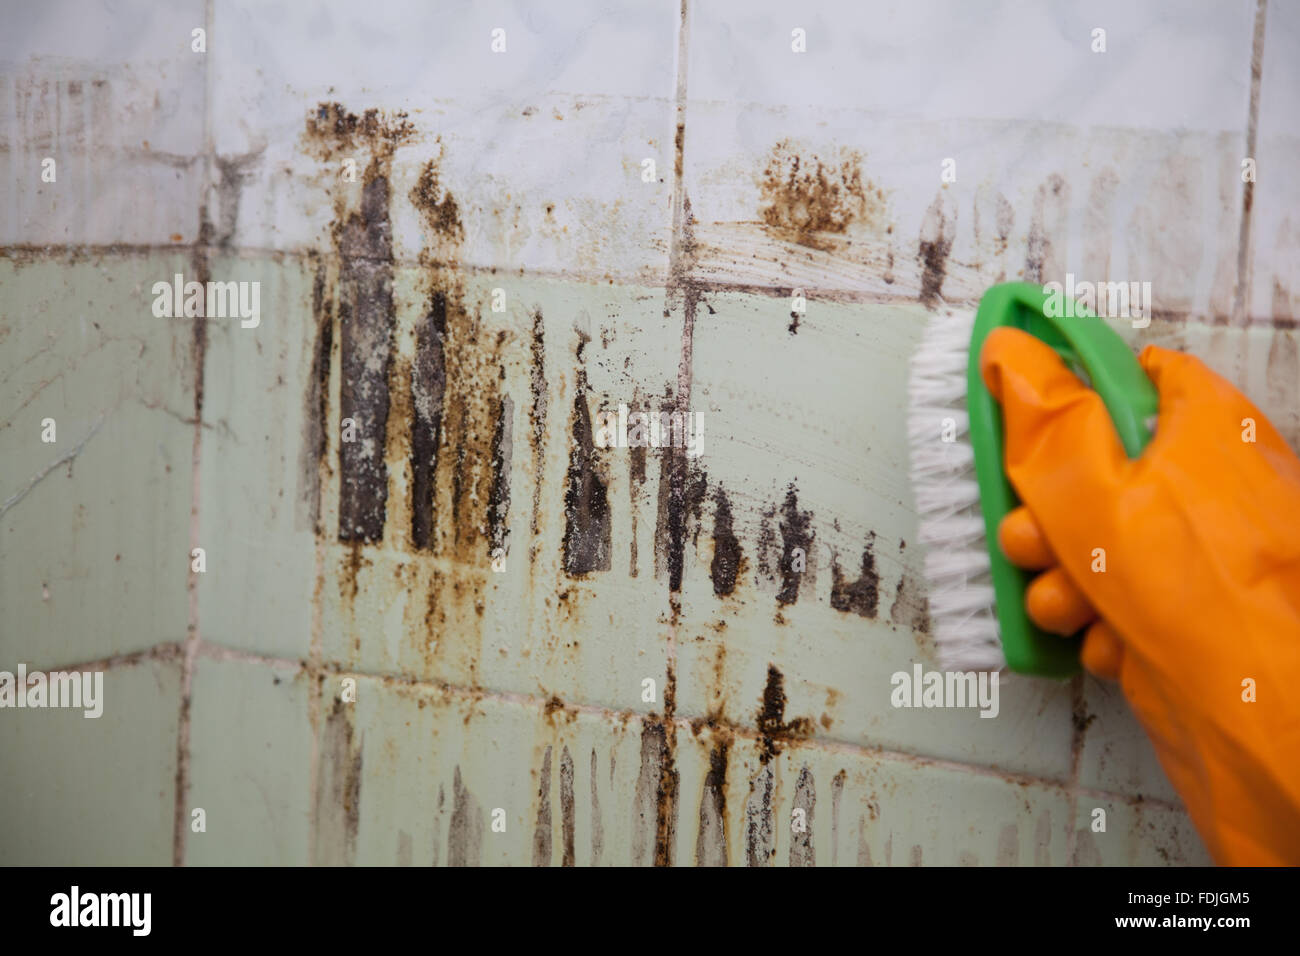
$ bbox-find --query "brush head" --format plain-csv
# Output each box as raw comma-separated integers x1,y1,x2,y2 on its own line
907,308,1005,672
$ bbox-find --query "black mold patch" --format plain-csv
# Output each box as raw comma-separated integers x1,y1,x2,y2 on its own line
337,171,396,543
655,441,707,594
919,192,954,307
710,487,743,597
528,312,547,543
756,664,815,764
831,532,880,618
300,257,333,533
489,394,514,557
776,484,814,606
562,373,611,576
410,290,448,550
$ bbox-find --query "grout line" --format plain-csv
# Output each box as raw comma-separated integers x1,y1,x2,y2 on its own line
1065,674,1086,865
1232,0,1268,326
170,0,215,869
75,635,1186,816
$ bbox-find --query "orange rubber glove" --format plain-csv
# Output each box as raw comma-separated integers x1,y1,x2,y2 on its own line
980,326,1300,866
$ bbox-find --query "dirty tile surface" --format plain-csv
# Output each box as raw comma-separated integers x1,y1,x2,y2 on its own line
3,0,1289,867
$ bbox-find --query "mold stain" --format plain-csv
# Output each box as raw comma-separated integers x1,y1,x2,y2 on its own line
627,400,648,577
408,289,447,551
300,104,415,546
695,738,730,867
528,311,548,565
431,783,445,866
409,159,509,681
758,139,886,249
756,664,815,764
559,746,576,867
299,255,334,534
789,764,816,867
918,191,954,307
830,768,847,867
830,532,879,618
857,817,873,866
562,368,612,576
532,745,553,866
709,486,744,597
890,554,932,645
334,170,396,543
652,396,707,594
775,484,814,607
744,763,775,867
314,697,363,866
448,766,485,867
632,721,679,867
589,749,604,866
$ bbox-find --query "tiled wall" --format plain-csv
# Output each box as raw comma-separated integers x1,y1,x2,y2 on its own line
3,0,1294,866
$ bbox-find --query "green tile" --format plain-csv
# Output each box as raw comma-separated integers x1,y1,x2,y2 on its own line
1,254,194,666
185,656,313,865
0,658,180,864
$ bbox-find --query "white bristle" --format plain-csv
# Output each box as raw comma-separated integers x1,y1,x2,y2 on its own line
907,308,1006,672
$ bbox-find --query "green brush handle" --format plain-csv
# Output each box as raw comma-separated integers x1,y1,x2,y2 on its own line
966,283,1159,677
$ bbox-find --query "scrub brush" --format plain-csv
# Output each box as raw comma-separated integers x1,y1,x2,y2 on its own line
906,282,1158,677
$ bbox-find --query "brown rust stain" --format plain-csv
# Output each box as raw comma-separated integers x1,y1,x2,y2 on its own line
758,139,885,249
315,696,363,866
830,532,879,618
632,721,679,866
302,102,416,163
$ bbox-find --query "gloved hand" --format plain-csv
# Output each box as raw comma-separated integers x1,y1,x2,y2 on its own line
980,326,1300,866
